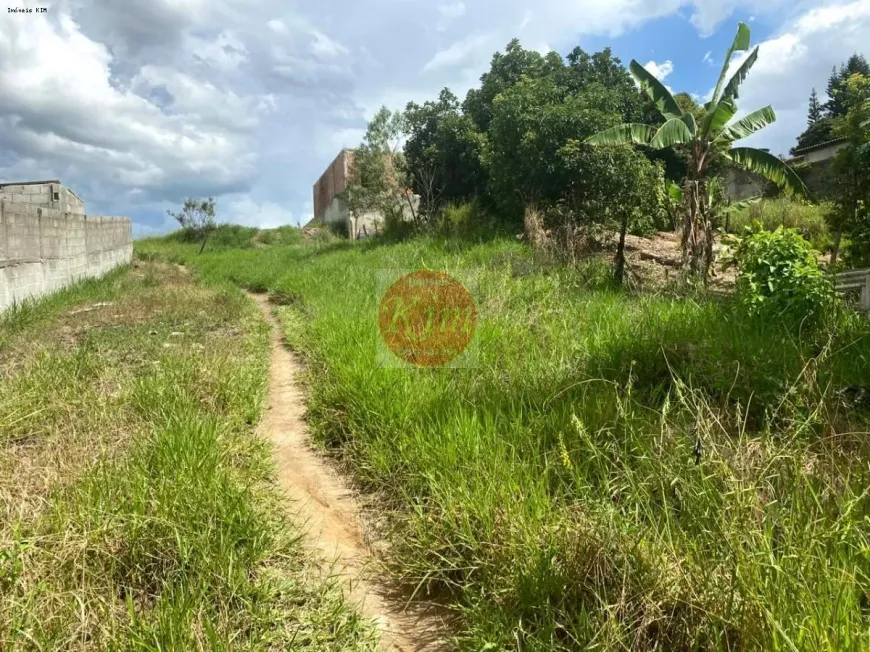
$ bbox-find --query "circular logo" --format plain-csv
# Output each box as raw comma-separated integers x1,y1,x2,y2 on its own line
378,270,476,367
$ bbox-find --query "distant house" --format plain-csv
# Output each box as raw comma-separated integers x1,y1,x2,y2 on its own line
724,137,849,202
786,137,848,165
305,149,418,239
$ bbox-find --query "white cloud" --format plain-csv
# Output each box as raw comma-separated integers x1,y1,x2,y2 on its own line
439,1,467,19
702,50,714,66
222,197,294,228
645,59,674,81
310,29,348,58
721,0,870,155
267,19,286,34
520,10,533,30
132,213,177,239
0,13,257,198
186,30,248,71
422,34,491,72
437,1,466,30
133,65,266,130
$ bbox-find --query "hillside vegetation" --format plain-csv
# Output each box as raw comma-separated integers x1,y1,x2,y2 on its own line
137,230,870,651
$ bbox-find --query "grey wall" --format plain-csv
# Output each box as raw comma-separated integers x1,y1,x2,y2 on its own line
0,181,85,214
0,199,132,312
321,193,420,239
724,167,768,201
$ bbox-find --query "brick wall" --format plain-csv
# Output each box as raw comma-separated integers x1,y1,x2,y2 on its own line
313,150,354,221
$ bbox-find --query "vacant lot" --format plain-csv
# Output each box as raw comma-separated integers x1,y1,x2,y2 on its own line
135,230,870,651
0,262,377,650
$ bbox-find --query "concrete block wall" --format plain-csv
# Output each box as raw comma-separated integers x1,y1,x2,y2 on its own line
0,181,85,214
0,201,133,312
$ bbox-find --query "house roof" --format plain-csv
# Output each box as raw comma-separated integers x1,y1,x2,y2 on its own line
792,137,848,155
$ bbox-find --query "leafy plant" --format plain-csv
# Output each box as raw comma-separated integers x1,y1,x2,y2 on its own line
727,198,832,250
586,22,807,281
723,224,838,324
828,73,870,264
345,107,414,233
167,197,217,254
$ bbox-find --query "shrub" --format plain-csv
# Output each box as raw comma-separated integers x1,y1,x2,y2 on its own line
326,220,350,238
257,226,302,246
166,224,258,249
381,206,415,241
727,198,831,250
436,200,499,239
724,224,838,325
842,199,870,266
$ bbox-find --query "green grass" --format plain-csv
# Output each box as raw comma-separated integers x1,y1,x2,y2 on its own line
727,199,833,252
256,225,304,247
0,263,377,650
138,232,870,651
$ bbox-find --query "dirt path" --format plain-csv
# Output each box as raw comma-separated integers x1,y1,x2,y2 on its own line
251,293,452,651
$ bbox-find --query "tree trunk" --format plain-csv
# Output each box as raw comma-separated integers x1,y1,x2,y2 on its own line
703,214,715,285
198,232,210,255
830,230,842,265
614,211,628,286
404,193,418,224
680,178,713,282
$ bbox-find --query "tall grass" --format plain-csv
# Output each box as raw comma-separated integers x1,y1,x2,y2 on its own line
727,199,832,251
140,233,870,650
0,263,377,650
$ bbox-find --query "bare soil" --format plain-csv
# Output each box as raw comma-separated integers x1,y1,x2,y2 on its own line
251,293,452,651
611,231,738,292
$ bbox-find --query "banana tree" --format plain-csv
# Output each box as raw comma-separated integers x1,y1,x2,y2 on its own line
585,22,807,280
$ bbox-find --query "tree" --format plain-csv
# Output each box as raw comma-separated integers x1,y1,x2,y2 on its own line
346,107,411,232
167,197,216,254
825,66,842,117
563,46,647,123
586,22,807,280
791,116,835,155
462,39,551,132
404,89,488,215
828,73,870,264
824,55,870,118
487,73,660,226
807,88,823,126
608,155,668,285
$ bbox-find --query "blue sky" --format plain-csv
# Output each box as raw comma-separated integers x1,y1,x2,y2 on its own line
1,0,869,236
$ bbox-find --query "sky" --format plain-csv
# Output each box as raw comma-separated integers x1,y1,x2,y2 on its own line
1,0,869,237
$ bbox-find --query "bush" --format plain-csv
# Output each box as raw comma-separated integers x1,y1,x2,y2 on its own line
727,199,831,250
257,226,302,247
842,199,870,266
381,206,415,241
725,225,838,325
166,224,258,249
326,220,349,238
436,201,500,239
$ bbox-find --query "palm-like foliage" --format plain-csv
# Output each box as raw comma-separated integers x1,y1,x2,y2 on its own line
586,22,808,277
